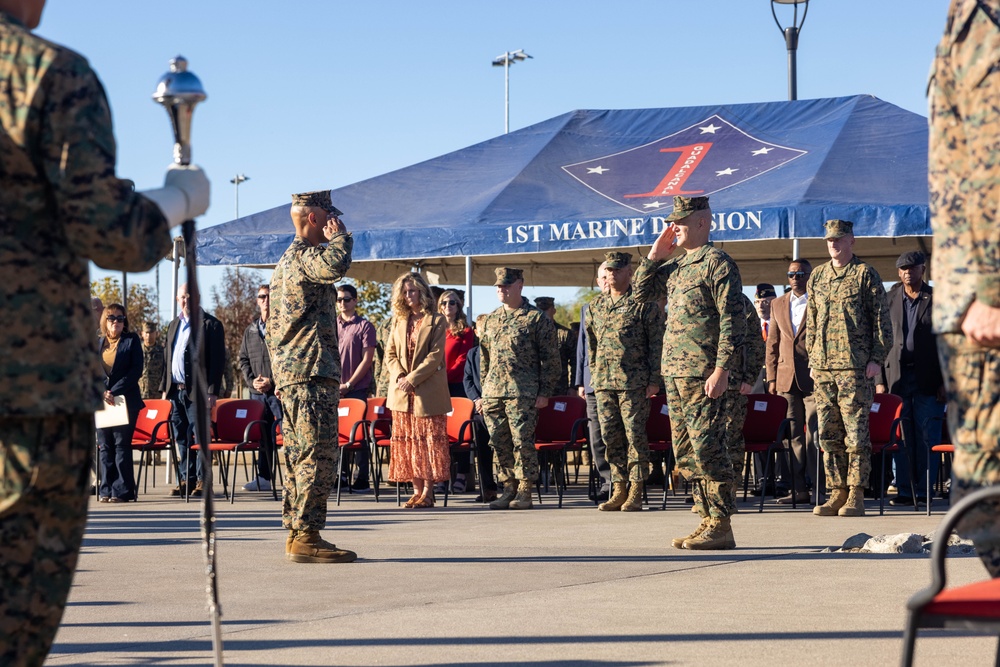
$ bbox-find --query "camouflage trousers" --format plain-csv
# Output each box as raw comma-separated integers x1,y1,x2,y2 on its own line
813,369,873,489
665,377,735,519
279,380,341,532
722,389,747,480
595,389,651,483
939,334,1000,577
0,414,92,667
482,397,539,483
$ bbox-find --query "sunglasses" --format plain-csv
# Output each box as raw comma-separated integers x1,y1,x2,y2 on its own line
787,271,809,278
336,297,355,303
442,300,460,306
106,315,126,323
257,294,269,300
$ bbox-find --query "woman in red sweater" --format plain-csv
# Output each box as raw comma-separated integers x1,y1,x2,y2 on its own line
438,289,476,492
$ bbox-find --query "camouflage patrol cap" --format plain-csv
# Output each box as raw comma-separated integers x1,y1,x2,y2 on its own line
665,195,710,223
534,296,555,310
494,267,523,286
291,190,343,216
896,250,926,269
824,219,854,239
604,251,633,269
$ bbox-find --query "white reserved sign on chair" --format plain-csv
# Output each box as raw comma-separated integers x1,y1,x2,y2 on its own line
754,400,768,412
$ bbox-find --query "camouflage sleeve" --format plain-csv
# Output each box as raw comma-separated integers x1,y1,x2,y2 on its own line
867,268,893,366
536,314,560,398
643,302,664,387
407,315,447,388
41,51,171,272
585,301,598,371
805,273,818,367
712,259,744,371
744,303,765,385
632,257,671,304
479,317,492,383
297,233,354,284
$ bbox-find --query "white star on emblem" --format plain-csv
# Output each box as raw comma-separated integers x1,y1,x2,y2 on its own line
643,201,665,209
587,166,609,174
716,167,738,176
699,124,721,134
752,147,774,155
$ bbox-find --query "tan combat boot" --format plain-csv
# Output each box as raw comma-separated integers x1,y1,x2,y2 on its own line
620,480,644,512
287,531,357,563
285,530,296,559
682,516,736,550
671,516,712,549
489,480,518,510
813,487,848,516
509,480,534,509
598,482,628,511
837,486,866,516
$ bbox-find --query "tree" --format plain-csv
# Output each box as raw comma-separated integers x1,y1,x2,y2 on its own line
211,268,264,398
556,287,600,326
347,278,392,323
90,277,161,329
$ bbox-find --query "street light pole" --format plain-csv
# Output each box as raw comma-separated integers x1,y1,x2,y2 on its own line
772,0,809,259
492,49,532,134
230,173,250,218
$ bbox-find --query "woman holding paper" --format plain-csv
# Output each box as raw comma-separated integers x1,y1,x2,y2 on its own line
96,304,144,502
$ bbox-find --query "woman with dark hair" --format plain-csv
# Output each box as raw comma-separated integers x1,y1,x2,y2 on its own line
438,289,476,492
386,272,451,508
96,304,144,502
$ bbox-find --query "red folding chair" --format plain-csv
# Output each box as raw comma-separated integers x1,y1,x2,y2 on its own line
365,397,393,503
928,416,954,516
335,398,370,505
132,399,174,496
533,395,588,508
646,393,674,510
443,397,476,508
869,393,917,515
902,485,1000,666
192,399,267,503
740,393,795,511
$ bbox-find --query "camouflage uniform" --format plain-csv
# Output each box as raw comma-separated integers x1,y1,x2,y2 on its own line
806,246,891,490
0,12,171,665
267,195,353,532
586,288,663,482
633,244,745,519
139,342,165,399
372,316,393,398
930,0,1000,575
722,295,765,483
554,323,576,396
481,291,560,483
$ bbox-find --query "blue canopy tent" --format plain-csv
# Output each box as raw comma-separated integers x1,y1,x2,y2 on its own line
197,95,929,292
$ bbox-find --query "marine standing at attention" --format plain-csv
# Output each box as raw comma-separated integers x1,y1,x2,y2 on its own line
586,251,663,512
267,190,357,564
480,267,560,511
633,195,745,550
0,0,209,662
806,219,891,518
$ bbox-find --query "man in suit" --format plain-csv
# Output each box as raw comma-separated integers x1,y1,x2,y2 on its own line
161,283,226,497
878,251,945,505
238,284,279,492
765,259,817,504
575,263,612,502
465,314,498,503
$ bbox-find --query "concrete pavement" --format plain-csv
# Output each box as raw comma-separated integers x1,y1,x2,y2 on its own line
47,485,994,666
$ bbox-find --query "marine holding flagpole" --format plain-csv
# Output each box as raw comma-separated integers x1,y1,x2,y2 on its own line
0,1,210,665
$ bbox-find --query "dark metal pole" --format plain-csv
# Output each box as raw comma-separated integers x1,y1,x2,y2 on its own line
785,26,799,101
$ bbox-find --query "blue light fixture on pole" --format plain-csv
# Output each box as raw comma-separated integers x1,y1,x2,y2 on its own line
492,49,532,134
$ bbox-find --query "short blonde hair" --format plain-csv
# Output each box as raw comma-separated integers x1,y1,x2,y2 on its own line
391,272,435,319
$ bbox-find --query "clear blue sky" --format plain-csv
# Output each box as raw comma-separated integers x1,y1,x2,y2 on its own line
41,0,947,320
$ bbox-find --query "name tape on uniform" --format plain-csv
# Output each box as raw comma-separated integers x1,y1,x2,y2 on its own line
754,400,768,412
236,409,248,419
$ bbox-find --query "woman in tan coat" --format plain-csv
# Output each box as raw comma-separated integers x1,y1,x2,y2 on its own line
386,272,452,508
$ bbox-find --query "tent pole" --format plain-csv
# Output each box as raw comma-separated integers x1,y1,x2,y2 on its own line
792,238,800,260
465,255,473,321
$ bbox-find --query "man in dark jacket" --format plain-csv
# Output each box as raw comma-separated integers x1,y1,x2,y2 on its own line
162,283,226,497
238,284,279,491
464,314,497,502
878,251,945,505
